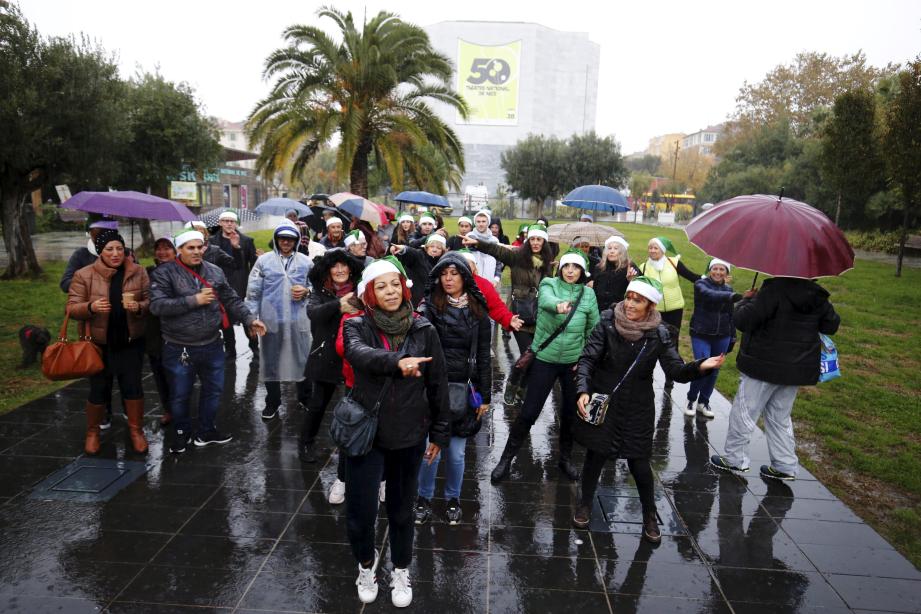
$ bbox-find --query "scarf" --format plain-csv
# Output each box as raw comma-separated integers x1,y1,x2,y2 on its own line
371,301,413,348
107,265,130,348
447,292,469,309
613,300,661,342
467,228,497,244
331,280,354,298
532,254,544,270
648,256,666,272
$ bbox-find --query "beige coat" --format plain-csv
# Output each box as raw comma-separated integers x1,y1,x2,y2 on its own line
67,259,149,344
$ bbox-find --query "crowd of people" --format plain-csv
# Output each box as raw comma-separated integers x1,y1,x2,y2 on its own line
60,208,838,608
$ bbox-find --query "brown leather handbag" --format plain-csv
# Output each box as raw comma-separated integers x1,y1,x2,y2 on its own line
42,312,105,381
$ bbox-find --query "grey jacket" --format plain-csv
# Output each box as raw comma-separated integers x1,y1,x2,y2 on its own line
149,259,255,346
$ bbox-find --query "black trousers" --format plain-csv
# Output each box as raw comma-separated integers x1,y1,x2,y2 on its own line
223,323,259,355
148,352,170,411
660,309,683,386
300,381,338,442
264,379,311,411
512,330,534,356
88,342,145,405
516,358,577,457
580,451,656,516
346,441,426,568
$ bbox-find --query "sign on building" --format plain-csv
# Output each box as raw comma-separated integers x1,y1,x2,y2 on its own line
170,181,198,203
456,40,521,126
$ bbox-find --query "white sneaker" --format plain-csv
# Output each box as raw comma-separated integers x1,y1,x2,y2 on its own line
355,551,379,604
328,479,346,505
390,567,412,608
696,403,715,419
379,481,386,503
683,401,696,417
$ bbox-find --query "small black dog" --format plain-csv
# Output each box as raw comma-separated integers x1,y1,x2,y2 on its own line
19,325,51,369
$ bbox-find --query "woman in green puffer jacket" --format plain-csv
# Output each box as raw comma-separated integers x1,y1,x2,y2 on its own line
491,248,599,484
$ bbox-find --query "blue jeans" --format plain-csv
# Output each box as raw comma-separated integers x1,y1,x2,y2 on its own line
162,339,225,435
417,436,466,500
687,335,732,405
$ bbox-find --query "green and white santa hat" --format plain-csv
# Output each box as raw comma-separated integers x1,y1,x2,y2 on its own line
605,235,629,250
398,213,415,224
418,212,437,226
650,236,678,257
326,216,344,228
559,247,590,277
218,210,238,222
526,224,548,241
344,229,365,247
455,248,477,266
424,233,446,246
174,229,205,248
707,257,731,272
517,223,529,236
626,275,664,304
357,255,412,296
458,216,473,227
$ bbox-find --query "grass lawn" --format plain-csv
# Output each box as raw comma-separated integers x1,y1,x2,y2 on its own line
3,221,919,567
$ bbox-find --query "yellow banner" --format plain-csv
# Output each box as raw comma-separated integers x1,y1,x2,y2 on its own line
456,39,521,125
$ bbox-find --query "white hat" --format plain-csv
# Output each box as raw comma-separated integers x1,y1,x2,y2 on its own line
344,229,366,247
398,214,415,224
274,221,300,240
458,216,473,226
326,216,344,228
708,257,731,272
527,224,548,241
457,250,477,266
425,233,446,246
419,213,436,226
605,236,629,250
626,277,664,304
185,220,207,230
473,210,491,226
357,256,413,296
218,211,238,222
174,229,204,248
559,250,590,277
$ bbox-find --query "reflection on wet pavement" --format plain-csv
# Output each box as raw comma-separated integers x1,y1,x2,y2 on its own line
0,332,919,613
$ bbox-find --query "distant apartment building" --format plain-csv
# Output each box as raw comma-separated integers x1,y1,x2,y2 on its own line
644,133,686,159
681,124,723,155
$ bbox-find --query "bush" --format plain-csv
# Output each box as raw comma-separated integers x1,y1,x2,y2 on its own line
845,229,919,254
673,204,694,221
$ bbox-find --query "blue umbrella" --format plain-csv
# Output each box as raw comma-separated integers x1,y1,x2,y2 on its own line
255,197,312,217
394,191,449,207
561,185,629,213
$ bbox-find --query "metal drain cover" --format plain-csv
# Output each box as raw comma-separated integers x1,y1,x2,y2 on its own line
29,458,147,502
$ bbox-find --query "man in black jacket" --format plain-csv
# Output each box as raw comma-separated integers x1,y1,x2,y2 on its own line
208,210,259,359
150,229,265,453
711,277,840,481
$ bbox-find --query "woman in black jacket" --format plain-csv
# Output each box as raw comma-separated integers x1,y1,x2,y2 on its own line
415,253,492,526
390,234,445,305
572,276,722,542
589,235,640,311
299,249,364,467
343,255,450,608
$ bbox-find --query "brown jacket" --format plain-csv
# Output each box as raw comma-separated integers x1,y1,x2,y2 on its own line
67,259,150,344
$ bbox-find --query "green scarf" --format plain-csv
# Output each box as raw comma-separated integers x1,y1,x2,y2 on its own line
371,301,413,348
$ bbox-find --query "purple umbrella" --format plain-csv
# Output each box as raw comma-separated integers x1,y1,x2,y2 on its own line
62,191,197,222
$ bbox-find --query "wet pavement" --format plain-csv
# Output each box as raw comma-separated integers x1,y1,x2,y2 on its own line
0,331,919,613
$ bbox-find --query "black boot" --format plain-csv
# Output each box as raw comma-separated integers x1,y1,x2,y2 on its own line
298,440,317,463
558,411,580,481
491,423,528,483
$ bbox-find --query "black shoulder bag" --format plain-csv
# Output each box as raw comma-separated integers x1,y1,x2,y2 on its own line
447,325,479,422
580,339,648,426
329,334,405,457
504,288,585,403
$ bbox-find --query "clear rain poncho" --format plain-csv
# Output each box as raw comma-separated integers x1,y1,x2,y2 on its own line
245,239,313,382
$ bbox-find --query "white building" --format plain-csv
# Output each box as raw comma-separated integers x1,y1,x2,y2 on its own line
424,21,601,196
217,119,257,170
681,124,723,156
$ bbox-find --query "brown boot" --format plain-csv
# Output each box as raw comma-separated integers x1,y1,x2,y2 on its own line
124,398,149,454
85,402,106,455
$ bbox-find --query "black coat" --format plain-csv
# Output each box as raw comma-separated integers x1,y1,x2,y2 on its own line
735,277,840,386
574,311,705,459
208,232,257,299
343,315,450,450
396,246,438,306
305,250,364,384
590,261,637,312
690,277,738,338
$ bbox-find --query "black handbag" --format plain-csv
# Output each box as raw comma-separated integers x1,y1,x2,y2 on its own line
580,340,648,426
329,338,403,457
511,288,538,326
447,325,479,422
504,288,585,403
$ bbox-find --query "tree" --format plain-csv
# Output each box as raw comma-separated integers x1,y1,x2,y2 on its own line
500,134,568,218
820,89,885,226
0,3,127,277
730,51,895,137
116,72,221,251
565,132,628,191
882,57,921,277
628,172,653,208
625,154,661,175
659,148,715,197
247,7,468,198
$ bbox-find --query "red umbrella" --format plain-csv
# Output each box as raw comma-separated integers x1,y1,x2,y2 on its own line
685,194,854,279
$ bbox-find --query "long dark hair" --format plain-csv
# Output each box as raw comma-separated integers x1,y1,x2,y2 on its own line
430,271,484,319
511,239,554,277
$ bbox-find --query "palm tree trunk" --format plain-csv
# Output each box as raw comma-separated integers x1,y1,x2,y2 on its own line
350,138,373,198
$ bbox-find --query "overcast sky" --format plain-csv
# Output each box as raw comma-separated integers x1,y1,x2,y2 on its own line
20,0,921,153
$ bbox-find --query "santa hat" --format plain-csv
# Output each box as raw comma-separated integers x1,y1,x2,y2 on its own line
418,213,437,226
357,255,412,296
708,257,731,272
326,216,344,228
398,213,415,224
455,248,477,266
344,229,366,247
185,220,207,230
559,248,590,277
458,216,473,226
174,229,205,248
425,233,446,246
517,223,529,236
218,210,238,222
526,224,548,241
626,276,664,304
650,236,678,257
605,235,629,250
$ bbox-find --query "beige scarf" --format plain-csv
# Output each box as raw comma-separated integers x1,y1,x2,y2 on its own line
613,301,661,341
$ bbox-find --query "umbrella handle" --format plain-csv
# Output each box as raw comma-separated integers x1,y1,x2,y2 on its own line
751,272,758,290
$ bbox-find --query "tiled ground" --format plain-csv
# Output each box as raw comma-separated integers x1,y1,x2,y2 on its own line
0,330,919,613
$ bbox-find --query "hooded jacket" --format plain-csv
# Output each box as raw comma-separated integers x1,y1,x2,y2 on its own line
305,249,364,383
734,277,840,386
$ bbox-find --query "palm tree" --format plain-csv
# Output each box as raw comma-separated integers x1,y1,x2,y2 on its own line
247,7,468,198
